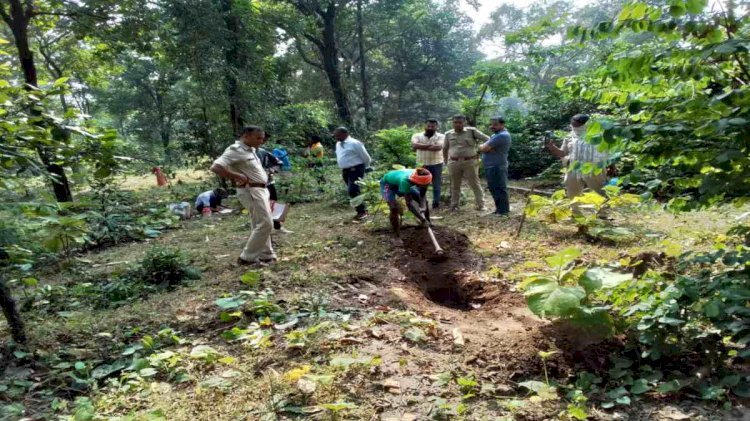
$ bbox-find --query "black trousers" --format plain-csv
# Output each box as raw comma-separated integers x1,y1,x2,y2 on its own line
342,164,366,214
267,184,281,230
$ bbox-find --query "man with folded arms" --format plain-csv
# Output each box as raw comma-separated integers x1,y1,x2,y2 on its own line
443,115,490,212
210,126,277,266
411,118,445,210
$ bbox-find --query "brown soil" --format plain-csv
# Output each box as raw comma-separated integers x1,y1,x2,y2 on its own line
384,225,621,386
396,225,501,309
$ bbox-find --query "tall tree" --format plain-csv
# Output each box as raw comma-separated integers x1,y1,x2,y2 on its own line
0,0,73,202
356,0,371,128
219,0,246,135
282,0,353,125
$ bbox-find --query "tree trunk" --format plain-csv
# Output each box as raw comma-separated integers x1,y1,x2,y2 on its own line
219,0,245,136
319,3,352,126
0,279,26,343
5,0,73,202
356,0,371,129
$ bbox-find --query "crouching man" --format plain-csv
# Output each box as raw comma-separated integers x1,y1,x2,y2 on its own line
380,168,433,239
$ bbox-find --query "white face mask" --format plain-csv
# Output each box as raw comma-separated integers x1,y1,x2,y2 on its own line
572,125,587,137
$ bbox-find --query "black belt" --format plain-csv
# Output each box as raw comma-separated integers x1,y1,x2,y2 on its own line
238,182,267,188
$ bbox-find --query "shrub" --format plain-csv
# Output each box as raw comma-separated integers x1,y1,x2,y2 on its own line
139,246,200,287
522,225,750,404
372,126,416,168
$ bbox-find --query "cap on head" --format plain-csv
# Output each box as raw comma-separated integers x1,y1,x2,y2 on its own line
490,116,505,124
409,167,433,186
571,114,590,125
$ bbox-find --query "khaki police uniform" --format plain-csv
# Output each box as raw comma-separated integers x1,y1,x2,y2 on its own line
213,140,276,262
443,127,490,210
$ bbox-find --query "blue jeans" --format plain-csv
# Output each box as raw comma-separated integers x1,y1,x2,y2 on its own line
423,163,443,207
485,166,509,215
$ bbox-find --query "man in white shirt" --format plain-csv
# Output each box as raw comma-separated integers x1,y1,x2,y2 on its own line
334,127,372,220
411,118,445,209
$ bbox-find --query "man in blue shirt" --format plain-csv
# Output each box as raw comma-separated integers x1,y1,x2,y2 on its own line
479,116,512,216
195,188,228,213
334,127,372,220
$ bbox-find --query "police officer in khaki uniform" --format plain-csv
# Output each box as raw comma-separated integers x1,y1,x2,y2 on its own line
443,115,491,211
210,126,277,266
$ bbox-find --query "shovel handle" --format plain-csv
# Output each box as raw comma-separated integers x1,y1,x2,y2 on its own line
426,226,444,254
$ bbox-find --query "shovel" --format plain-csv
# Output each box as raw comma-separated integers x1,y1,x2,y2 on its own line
426,224,447,261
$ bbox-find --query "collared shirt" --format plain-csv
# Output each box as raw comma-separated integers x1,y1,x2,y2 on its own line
443,127,490,161
562,131,609,179
335,137,371,169
411,132,445,166
213,140,268,185
482,129,512,169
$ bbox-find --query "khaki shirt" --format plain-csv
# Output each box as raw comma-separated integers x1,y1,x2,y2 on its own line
213,140,268,185
443,127,490,161
411,132,445,166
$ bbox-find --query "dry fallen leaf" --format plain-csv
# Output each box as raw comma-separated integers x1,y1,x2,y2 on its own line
368,327,384,339
381,378,401,394
452,328,465,346
297,378,317,394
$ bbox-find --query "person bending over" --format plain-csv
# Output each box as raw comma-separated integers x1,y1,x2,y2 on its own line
380,168,433,238
195,188,228,213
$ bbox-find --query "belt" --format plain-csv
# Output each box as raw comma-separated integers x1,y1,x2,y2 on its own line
238,182,267,188
343,163,364,170
450,155,478,161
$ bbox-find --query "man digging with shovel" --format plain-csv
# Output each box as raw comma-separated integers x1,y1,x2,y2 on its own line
380,167,434,244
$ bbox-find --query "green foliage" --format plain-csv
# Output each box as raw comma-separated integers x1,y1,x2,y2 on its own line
524,186,642,242
138,246,200,287
520,248,632,335
372,126,416,168
525,223,750,403
265,102,335,147
559,0,750,209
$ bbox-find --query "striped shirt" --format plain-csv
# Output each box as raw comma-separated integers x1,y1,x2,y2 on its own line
411,132,445,166
562,131,609,179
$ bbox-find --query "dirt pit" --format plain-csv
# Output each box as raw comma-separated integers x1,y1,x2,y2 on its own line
395,226,503,310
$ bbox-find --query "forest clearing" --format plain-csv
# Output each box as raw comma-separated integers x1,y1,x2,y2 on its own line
2,169,748,420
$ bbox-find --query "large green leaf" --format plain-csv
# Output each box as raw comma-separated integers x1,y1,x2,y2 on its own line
527,284,586,318
545,248,582,269
579,268,633,293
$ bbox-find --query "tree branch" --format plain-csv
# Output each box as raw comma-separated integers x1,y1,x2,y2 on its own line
295,38,324,70
24,0,33,20
302,32,324,50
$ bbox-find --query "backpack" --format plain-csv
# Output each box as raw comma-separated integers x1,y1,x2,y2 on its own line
273,148,292,171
